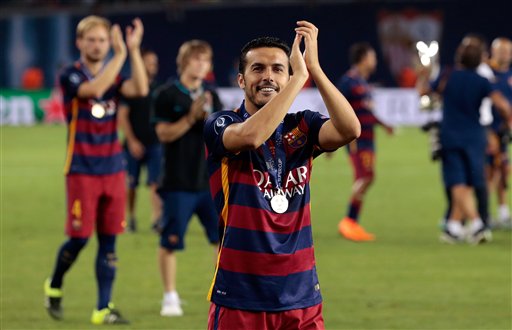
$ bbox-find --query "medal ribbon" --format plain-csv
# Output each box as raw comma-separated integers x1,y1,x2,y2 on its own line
79,60,113,117
239,101,286,193
78,59,106,82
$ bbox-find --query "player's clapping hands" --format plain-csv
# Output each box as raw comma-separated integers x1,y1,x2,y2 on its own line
188,92,211,123
294,21,320,74
290,30,309,82
125,18,144,51
111,24,127,57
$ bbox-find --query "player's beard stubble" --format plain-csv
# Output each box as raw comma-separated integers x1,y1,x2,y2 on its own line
245,83,281,110
85,48,105,63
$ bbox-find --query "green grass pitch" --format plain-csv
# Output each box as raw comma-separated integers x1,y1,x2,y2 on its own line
1,125,510,329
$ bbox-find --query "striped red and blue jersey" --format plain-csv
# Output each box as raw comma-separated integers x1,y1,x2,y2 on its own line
337,69,377,151
203,102,328,312
490,68,512,133
59,61,125,175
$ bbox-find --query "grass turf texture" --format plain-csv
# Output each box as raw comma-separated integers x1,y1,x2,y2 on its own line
1,125,511,329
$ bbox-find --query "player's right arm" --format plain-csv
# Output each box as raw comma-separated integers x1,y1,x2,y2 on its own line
415,65,432,95
490,90,512,127
153,88,207,143
77,24,127,99
221,34,309,153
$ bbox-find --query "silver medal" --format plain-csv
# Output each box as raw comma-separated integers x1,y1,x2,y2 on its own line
270,193,288,214
91,103,106,118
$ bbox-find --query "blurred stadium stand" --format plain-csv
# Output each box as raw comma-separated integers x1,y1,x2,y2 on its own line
0,0,509,88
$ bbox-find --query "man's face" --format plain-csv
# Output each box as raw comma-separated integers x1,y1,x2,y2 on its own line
182,52,211,80
143,52,159,79
238,47,290,109
363,50,377,74
492,40,512,67
76,25,110,63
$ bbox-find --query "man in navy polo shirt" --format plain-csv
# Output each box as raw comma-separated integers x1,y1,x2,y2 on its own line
437,41,512,244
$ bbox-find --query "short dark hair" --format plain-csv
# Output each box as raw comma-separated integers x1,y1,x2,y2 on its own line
349,42,374,65
462,33,488,54
457,43,482,69
141,48,156,57
239,37,291,74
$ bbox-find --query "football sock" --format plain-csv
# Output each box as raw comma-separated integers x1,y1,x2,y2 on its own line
446,220,463,237
443,186,452,224
347,198,362,222
474,186,489,227
96,234,116,310
50,237,88,288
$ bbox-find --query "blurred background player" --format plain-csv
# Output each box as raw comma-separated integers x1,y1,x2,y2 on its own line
118,49,162,233
336,42,393,242
418,34,495,236
44,15,148,324
153,40,221,317
435,41,512,244
462,34,494,232
487,37,512,228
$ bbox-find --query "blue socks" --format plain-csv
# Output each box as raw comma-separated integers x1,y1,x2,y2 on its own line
474,186,489,228
347,198,362,222
50,238,88,288
50,234,118,310
96,234,117,310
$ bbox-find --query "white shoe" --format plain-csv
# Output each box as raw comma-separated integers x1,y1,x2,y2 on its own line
160,300,183,317
496,215,512,229
498,205,510,223
467,228,493,245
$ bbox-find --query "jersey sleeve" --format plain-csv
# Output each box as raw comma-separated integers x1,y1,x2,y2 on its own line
299,110,329,148
204,111,243,158
59,67,85,100
115,75,128,97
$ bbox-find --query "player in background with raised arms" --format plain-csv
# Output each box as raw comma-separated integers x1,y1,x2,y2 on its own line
44,15,147,325
204,21,360,329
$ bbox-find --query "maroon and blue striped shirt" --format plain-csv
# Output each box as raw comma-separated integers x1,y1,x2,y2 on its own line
337,68,378,151
204,102,328,311
59,61,125,175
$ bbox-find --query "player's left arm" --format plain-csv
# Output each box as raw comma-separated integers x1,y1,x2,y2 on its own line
120,18,148,98
490,90,512,127
295,21,360,150
374,115,394,135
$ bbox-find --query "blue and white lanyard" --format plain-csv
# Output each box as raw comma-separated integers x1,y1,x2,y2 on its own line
239,101,286,192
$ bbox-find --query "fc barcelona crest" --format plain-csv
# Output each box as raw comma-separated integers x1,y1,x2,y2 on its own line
285,127,307,148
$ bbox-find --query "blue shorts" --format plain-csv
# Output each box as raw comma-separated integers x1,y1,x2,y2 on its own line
159,190,219,251
442,146,485,189
124,143,162,188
